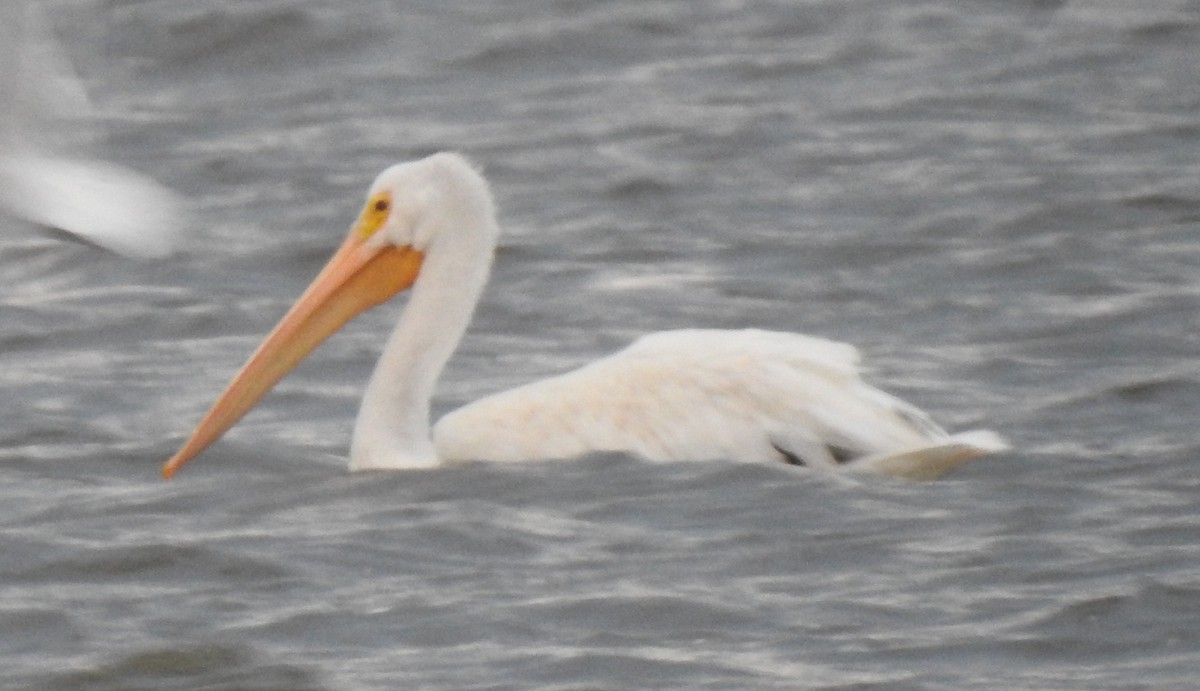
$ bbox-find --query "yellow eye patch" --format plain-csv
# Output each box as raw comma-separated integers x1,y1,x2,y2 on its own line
356,192,392,239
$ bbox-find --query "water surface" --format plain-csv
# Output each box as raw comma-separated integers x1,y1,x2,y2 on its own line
2,1,1199,688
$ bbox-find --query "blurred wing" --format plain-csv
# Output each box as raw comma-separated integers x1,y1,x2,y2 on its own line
0,2,184,259
0,156,183,258
0,0,92,143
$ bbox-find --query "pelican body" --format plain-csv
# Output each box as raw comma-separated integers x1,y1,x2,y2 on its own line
163,153,1004,480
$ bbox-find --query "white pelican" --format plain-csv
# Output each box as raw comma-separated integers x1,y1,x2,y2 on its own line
162,152,1005,480
0,0,181,258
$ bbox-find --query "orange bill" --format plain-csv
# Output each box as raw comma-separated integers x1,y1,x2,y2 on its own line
161,229,423,479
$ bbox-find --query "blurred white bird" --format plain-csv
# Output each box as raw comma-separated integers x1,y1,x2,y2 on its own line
0,0,181,258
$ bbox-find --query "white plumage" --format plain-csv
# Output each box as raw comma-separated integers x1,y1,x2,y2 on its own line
163,152,1005,480
435,329,986,470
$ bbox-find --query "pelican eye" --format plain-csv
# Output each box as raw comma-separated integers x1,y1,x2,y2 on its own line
357,192,393,239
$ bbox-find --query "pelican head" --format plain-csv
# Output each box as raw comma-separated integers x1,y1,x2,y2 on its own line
358,152,497,256
162,152,497,478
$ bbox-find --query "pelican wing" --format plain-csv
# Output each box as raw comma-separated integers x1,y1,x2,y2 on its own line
434,329,1000,478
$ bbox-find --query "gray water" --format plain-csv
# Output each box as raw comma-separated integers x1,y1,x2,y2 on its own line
3,1,1199,688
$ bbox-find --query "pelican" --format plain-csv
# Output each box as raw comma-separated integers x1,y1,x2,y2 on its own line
162,152,1005,480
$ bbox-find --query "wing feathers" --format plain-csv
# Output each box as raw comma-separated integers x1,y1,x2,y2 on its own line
434,329,1004,479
